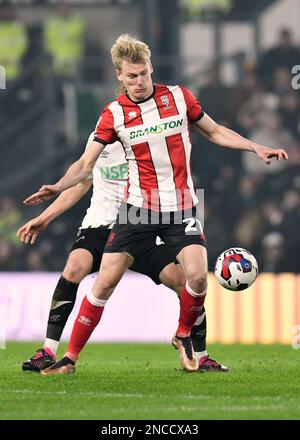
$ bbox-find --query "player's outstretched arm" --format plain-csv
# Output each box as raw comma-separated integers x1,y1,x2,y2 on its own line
17,216,49,244
24,140,105,205
18,179,92,244
193,113,289,164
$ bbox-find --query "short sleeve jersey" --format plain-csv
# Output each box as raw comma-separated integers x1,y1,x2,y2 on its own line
94,84,204,212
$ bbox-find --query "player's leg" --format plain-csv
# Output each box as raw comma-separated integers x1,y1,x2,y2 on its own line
42,251,132,374
42,208,160,374
158,263,205,354
22,227,108,372
176,243,208,337
130,242,210,369
158,261,185,295
170,244,208,371
164,245,229,372
46,249,93,350
129,235,206,371
132,245,229,373
21,249,93,372
161,244,207,371
158,208,209,371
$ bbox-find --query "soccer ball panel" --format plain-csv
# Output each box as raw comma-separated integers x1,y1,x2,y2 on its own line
214,247,258,291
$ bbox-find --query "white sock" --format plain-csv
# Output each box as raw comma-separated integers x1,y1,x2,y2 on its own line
195,350,208,361
44,338,59,356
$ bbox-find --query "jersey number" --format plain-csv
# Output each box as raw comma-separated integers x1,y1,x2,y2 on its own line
183,217,203,233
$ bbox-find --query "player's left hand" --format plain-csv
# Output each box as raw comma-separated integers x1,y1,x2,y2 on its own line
23,184,61,206
255,147,288,165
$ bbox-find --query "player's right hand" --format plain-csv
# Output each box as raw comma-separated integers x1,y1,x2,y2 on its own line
17,217,49,244
23,184,61,206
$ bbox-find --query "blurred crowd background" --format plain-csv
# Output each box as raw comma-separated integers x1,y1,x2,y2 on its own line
0,0,299,273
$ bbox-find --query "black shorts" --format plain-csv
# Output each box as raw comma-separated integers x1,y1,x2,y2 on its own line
104,203,207,260
70,226,174,284
70,226,110,274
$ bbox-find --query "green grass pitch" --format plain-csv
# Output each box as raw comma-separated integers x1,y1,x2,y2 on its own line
0,342,299,420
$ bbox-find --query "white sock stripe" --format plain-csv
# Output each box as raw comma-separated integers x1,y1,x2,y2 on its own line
44,338,59,355
185,282,207,298
86,291,107,307
195,350,208,361
193,310,206,326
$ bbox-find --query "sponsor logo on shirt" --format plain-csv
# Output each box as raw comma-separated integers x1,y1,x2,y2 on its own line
100,164,128,180
129,118,183,139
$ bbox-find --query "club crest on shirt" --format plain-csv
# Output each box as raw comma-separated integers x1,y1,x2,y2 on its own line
161,95,172,110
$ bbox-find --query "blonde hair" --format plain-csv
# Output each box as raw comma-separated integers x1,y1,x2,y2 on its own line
116,82,127,97
111,34,151,71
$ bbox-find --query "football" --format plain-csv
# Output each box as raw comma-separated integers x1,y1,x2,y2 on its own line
214,247,258,291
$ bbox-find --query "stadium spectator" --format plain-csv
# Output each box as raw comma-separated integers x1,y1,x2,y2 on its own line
280,188,300,272
0,196,22,246
271,66,292,97
197,64,233,121
0,5,28,128
260,231,288,273
234,206,264,252
230,68,262,129
0,239,18,271
0,5,28,83
43,1,85,80
258,28,300,90
278,91,300,141
24,248,48,272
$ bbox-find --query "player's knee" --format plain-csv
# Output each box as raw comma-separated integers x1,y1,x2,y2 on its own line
64,258,89,283
187,272,207,293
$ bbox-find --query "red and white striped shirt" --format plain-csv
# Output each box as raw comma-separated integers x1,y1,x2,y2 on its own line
94,83,204,212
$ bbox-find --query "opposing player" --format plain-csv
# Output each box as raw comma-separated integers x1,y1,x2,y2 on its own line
19,133,228,373
25,34,288,374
